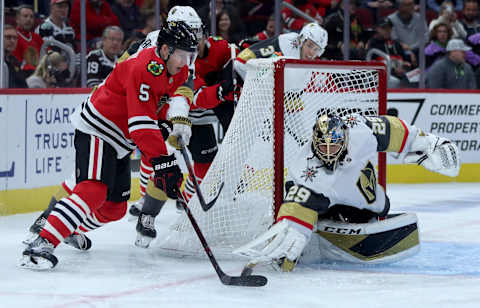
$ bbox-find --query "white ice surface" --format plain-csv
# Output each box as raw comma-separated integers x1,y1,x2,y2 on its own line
1,183,480,308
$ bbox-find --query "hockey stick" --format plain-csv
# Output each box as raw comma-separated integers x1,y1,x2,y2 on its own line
176,185,267,287
178,144,223,211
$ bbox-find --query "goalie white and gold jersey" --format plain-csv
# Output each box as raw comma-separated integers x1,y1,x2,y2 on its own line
288,117,387,214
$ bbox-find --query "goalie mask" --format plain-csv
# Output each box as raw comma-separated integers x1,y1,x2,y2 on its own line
312,114,348,171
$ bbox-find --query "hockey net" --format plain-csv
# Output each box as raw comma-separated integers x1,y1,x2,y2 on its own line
160,58,387,257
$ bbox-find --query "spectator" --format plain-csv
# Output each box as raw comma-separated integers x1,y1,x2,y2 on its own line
13,5,44,72
367,18,414,87
425,22,453,68
3,24,28,88
253,14,276,41
70,0,120,43
460,0,480,38
198,0,226,26
86,26,124,87
111,0,142,38
35,0,76,50
281,0,324,31
388,0,428,54
428,0,463,13
366,0,393,9
216,8,246,44
427,38,476,88
26,51,71,88
324,0,368,60
429,1,467,39
131,11,159,41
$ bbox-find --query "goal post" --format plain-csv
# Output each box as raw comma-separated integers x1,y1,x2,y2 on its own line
160,58,387,257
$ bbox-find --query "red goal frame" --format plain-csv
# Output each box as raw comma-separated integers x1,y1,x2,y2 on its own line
271,59,388,217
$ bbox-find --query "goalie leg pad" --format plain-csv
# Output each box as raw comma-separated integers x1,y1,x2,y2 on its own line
304,212,420,264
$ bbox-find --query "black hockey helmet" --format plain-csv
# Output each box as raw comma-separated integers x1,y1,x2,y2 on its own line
157,20,199,54
312,114,348,171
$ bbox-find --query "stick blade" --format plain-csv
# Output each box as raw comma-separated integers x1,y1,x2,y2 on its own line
220,274,268,287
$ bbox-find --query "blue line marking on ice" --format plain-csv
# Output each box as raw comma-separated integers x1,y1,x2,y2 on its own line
304,241,480,276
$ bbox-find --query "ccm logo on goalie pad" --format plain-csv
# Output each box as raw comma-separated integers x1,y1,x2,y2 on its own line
154,160,178,170
321,226,362,235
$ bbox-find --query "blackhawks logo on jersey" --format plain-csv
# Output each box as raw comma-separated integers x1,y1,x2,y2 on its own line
147,60,164,76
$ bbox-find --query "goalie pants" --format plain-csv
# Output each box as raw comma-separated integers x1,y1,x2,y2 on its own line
39,130,128,246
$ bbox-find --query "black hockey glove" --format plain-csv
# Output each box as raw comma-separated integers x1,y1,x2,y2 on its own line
217,59,236,102
151,154,182,200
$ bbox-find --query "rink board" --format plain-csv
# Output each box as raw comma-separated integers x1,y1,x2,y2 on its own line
1,89,479,215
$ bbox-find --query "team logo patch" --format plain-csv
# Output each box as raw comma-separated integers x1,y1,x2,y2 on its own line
301,166,318,182
147,60,164,76
344,114,359,127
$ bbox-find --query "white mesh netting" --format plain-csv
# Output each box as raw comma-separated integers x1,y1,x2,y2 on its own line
159,58,384,257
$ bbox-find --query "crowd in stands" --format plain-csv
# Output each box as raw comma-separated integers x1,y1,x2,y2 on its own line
3,0,480,89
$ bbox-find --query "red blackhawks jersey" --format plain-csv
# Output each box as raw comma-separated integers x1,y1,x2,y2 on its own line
195,36,233,82
70,47,191,161
190,36,237,125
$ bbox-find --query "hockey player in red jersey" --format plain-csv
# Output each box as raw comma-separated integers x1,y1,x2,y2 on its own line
20,20,199,270
134,29,239,248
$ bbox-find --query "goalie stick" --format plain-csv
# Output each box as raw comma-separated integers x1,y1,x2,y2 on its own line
176,141,267,287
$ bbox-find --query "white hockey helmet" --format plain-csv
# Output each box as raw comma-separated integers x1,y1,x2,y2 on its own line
299,23,328,57
167,6,204,39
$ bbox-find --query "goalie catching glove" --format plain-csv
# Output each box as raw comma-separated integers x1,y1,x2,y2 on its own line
151,154,182,199
404,132,460,177
233,202,319,272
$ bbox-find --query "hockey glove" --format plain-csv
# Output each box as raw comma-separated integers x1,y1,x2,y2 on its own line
167,116,192,149
233,202,318,272
151,154,182,199
216,59,236,102
404,133,460,177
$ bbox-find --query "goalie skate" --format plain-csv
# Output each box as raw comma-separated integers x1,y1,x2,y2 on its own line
20,236,58,270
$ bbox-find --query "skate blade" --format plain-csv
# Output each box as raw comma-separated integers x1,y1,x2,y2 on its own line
22,232,38,245
135,234,153,248
19,255,55,270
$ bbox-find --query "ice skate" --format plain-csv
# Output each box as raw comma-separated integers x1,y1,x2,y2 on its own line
22,213,47,245
64,232,92,251
20,236,58,270
128,197,144,221
135,213,157,248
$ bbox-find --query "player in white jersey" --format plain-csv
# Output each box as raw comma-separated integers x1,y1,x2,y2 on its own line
234,22,328,80
234,113,460,272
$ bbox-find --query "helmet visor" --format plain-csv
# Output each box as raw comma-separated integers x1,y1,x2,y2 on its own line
170,48,196,66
